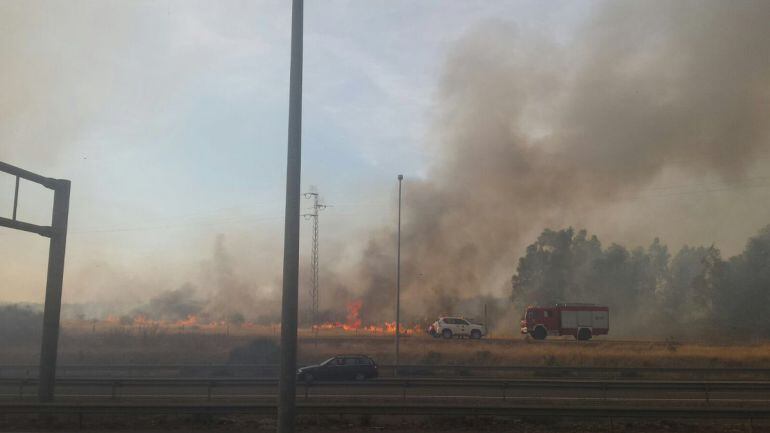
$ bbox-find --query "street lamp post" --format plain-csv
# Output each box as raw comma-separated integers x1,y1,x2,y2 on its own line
395,174,403,375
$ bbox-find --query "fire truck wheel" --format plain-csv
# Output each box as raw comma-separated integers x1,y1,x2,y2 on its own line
532,327,547,340
577,328,592,341
442,329,453,339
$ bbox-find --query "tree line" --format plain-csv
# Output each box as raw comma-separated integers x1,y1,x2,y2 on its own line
511,225,770,338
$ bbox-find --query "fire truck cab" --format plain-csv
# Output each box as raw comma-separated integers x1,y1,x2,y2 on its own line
520,303,609,341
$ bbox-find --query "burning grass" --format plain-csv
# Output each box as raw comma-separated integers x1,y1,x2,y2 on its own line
313,299,423,335
58,299,424,338
3,301,770,369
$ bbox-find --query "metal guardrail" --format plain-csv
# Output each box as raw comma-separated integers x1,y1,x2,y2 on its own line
3,377,770,402
390,364,770,378
2,402,770,420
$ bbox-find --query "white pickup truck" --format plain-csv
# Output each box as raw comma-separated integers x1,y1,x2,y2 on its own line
427,317,487,339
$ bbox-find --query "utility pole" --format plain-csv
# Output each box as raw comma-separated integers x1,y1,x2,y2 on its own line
302,192,327,333
278,0,303,431
395,174,403,375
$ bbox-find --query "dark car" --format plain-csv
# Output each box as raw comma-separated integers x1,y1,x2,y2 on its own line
297,355,378,383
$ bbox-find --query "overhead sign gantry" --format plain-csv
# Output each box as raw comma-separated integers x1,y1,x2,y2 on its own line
0,161,70,402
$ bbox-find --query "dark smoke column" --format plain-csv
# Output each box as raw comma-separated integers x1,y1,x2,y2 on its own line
278,0,303,432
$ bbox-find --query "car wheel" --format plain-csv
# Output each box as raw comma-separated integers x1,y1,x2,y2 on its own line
354,373,365,381
442,329,453,339
470,330,482,339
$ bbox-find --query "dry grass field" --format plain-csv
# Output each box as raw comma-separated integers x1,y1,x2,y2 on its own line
3,324,770,371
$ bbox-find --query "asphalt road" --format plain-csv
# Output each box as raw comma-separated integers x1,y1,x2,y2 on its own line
4,378,770,410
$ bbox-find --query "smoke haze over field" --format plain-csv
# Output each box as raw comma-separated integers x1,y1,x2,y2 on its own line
349,0,770,323
1,1,769,329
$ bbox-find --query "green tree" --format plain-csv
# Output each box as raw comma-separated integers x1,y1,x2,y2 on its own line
511,228,575,305
664,245,710,322
511,225,770,339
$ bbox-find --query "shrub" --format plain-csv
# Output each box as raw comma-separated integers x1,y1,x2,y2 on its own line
0,305,42,345
228,337,280,364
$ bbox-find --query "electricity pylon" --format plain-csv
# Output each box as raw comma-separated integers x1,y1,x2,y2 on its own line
302,192,326,332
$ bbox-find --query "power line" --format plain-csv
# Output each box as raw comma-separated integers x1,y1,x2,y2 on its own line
622,176,770,201
639,175,770,192
13,173,770,237
68,213,284,234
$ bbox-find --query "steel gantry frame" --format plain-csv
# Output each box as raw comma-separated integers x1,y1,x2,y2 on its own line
0,161,70,403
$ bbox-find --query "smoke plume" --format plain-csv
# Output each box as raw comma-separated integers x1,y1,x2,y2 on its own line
352,0,770,323
200,234,281,323
132,284,203,321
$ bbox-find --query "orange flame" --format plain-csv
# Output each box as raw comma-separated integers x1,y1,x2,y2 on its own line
313,299,422,336
175,314,199,327
346,299,363,329
132,314,158,327
79,300,422,337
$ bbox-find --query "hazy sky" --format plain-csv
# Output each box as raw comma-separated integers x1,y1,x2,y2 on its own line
1,0,768,312
0,1,588,305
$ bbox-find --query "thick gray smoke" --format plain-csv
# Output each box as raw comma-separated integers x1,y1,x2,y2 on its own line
353,0,770,323
77,234,282,323
132,284,203,321
200,234,281,323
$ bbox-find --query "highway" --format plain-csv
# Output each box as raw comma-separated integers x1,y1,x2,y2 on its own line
3,364,770,409
3,375,770,430
3,363,770,428
4,401,770,419
3,377,770,408
4,363,770,380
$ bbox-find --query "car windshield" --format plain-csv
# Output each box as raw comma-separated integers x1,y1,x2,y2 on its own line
320,357,336,366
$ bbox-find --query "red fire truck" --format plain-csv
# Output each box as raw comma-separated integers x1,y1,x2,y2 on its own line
520,303,609,341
